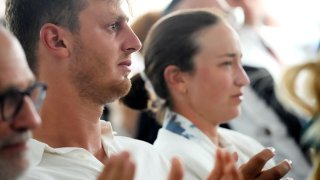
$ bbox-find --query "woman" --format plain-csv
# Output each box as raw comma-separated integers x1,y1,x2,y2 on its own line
123,9,292,179
279,55,320,180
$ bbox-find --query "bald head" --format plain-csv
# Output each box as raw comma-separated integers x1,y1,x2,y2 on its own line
0,26,39,180
0,26,34,89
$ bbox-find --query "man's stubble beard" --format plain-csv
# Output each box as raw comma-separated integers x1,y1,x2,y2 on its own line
0,131,31,180
104,78,131,102
0,153,28,180
69,43,132,106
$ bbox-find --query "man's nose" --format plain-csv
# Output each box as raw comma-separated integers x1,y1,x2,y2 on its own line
10,97,41,131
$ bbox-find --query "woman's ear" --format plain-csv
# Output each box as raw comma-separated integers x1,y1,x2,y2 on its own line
39,23,70,59
164,65,188,94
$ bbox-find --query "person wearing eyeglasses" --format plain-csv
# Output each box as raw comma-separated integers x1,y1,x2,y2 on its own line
0,26,46,180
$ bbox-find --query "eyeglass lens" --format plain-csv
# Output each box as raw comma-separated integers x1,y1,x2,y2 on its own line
1,83,46,121
3,92,23,120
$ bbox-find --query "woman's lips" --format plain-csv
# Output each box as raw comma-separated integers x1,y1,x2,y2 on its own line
231,93,244,103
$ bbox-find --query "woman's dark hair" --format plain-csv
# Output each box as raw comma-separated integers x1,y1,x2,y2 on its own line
120,73,150,110
122,9,222,110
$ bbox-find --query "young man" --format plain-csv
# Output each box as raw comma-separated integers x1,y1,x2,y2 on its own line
0,26,44,180
5,0,172,179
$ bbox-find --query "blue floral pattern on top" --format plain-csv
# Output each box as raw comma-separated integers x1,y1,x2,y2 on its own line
164,112,195,139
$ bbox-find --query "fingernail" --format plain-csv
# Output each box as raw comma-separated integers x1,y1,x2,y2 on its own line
267,147,276,154
285,159,293,168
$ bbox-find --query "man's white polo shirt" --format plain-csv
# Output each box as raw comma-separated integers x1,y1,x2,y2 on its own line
23,121,170,180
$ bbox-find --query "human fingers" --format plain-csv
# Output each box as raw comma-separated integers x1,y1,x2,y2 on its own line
98,154,118,180
120,155,135,180
256,159,292,180
168,157,184,180
225,0,243,7
221,152,243,180
239,147,275,179
208,149,243,180
232,151,238,162
207,148,224,180
98,151,135,180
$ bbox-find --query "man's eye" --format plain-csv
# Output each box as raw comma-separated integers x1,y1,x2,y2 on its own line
110,22,120,31
222,61,233,66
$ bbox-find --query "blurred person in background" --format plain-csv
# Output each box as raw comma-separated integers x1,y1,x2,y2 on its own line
278,54,320,180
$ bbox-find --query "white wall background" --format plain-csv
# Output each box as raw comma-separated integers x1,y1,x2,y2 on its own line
0,0,318,45
1,0,319,27
0,0,4,17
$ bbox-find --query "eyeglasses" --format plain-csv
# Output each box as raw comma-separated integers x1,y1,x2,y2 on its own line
0,82,47,122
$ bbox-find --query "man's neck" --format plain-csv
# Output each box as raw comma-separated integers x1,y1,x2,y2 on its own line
33,91,107,161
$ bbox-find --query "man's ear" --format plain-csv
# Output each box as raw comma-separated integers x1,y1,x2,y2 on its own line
164,65,188,94
40,23,70,58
